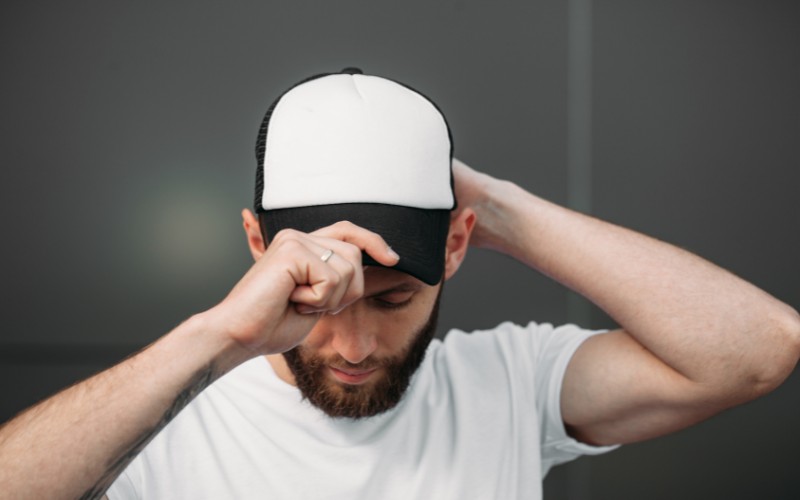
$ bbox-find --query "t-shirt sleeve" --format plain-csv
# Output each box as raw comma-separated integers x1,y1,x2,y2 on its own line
105,464,140,499
528,322,619,476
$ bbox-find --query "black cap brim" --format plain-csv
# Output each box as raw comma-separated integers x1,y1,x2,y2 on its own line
260,203,450,286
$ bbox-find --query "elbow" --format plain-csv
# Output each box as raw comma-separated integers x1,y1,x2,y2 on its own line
782,305,800,363
775,304,800,365
749,305,800,396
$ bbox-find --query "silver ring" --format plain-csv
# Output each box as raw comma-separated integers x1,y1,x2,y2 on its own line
320,248,335,263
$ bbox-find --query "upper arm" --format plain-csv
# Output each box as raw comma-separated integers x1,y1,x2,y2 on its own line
560,329,728,446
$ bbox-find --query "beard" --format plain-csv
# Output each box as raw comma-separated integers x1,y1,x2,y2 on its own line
282,291,442,419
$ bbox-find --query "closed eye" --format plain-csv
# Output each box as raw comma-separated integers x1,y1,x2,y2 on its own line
371,291,415,310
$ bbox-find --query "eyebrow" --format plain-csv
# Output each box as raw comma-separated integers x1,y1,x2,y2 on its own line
366,282,424,297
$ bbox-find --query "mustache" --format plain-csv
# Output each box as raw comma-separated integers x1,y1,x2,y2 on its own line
295,348,397,372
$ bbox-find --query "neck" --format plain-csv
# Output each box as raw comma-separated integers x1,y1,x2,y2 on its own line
266,354,297,386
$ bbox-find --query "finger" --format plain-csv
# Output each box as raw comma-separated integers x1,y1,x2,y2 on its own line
288,260,342,310
267,229,367,313
311,221,400,267
323,249,364,308
288,244,362,312
295,249,357,310
307,238,366,307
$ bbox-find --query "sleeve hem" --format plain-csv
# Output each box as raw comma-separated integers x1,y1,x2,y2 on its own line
545,326,621,455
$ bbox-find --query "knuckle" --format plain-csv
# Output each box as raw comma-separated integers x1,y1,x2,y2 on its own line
272,228,299,244
276,236,303,253
333,220,356,231
339,260,356,280
326,271,342,288
343,245,362,264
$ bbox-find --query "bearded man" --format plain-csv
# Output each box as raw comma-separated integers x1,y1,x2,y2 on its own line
1,68,798,500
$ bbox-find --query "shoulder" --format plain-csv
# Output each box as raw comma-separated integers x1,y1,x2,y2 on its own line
422,321,593,387
435,321,601,364
423,322,607,412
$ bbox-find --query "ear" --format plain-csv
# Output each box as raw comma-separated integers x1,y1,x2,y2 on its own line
443,208,476,280
241,209,266,261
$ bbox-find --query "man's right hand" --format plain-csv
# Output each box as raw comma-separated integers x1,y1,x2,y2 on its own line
205,220,400,357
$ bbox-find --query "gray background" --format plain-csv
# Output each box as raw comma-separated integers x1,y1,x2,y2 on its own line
1,1,798,498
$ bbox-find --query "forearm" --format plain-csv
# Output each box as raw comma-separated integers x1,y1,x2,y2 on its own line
0,219,397,499
0,312,253,500
479,178,800,393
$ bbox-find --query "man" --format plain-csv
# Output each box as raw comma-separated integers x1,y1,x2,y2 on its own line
1,68,798,499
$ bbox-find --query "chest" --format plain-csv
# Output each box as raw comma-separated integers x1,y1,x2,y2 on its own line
133,386,543,499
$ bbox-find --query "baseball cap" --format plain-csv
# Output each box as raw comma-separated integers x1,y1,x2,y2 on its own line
254,67,455,285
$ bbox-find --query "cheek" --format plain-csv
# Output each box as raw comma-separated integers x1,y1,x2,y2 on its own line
299,289,439,355
379,301,437,352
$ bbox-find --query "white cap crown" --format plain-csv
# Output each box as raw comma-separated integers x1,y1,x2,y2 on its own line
260,74,453,211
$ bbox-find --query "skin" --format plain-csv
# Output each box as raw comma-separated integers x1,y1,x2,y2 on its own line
0,159,798,499
238,209,474,391
0,202,474,500
451,158,800,445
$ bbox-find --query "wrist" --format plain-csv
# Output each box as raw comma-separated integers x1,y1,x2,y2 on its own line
176,310,259,375
470,177,532,252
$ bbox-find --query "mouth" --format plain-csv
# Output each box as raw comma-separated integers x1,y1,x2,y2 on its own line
328,366,379,385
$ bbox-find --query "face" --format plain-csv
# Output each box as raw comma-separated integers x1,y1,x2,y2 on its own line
281,267,443,419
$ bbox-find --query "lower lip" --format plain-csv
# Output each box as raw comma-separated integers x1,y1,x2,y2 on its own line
329,367,378,385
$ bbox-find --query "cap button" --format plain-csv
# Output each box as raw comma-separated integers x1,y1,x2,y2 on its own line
341,67,363,75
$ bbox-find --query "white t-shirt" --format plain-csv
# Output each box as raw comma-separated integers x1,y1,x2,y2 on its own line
107,322,617,499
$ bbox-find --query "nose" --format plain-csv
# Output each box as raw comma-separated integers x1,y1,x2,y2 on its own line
324,308,378,364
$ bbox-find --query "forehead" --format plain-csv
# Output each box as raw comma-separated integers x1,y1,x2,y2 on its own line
362,266,430,293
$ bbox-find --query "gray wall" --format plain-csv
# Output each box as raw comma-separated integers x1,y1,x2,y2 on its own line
2,1,798,498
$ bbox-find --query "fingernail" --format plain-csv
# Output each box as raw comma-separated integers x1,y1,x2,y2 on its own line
387,247,400,260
